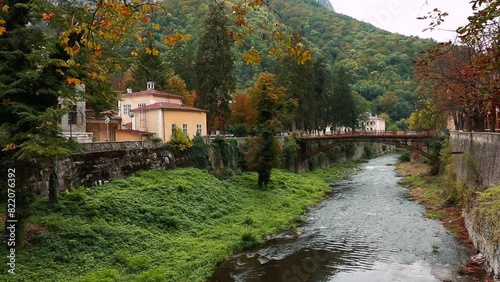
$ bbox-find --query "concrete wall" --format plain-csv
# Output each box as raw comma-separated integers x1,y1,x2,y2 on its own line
450,131,500,189
449,131,500,279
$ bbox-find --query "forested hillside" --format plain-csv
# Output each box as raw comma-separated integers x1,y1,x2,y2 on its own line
120,0,434,129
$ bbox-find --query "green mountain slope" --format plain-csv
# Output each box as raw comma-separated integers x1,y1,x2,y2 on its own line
133,0,434,122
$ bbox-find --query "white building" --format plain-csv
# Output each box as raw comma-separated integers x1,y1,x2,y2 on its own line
58,85,93,143
360,114,385,131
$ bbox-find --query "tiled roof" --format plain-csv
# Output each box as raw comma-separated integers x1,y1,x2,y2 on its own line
121,89,183,100
132,102,207,112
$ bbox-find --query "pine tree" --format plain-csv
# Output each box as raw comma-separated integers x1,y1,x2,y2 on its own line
195,1,235,133
128,46,168,91
0,0,73,247
277,54,315,131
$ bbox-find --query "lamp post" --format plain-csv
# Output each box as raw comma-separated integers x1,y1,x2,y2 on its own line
105,117,110,141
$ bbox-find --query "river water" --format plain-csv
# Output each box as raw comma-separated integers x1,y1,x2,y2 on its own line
209,154,482,282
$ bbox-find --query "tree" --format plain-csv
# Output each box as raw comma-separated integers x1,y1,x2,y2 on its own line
164,75,197,106
416,44,480,131
418,1,500,131
407,100,447,130
0,0,77,247
230,92,256,129
331,67,358,130
376,92,399,119
277,54,315,131
128,47,168,91
0,0,166,247
248,73,295,187
195,1,236,133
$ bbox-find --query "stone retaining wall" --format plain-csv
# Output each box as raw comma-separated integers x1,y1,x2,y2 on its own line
450,131,500,279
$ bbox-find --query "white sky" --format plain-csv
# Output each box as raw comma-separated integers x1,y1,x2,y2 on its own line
331,0,474,42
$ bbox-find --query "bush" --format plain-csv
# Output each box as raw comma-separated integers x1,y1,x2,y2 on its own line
187,135,209,169
168,127,192,152
281,133,300,169
125,255,152,272
362,144,376,159
240,231,259,249
212,136,238,169
398,151,412,162
229,123,249,137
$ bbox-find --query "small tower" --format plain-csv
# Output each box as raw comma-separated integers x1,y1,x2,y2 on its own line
147,80,155,90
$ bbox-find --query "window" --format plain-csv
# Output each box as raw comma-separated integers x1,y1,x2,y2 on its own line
171,124,176,137
68,105,77,125
138,103,146,108
123,104,131,115
183,124,188,135
196,124,202,135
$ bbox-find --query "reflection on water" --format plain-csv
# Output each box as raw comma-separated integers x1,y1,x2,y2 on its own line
209,154,481,282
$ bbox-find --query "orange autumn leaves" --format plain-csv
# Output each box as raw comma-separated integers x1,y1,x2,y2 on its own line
230,92,256,128
0,3,8,35
0,0,312,86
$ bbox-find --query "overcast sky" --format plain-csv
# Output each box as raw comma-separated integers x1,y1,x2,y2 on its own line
331,0,474,42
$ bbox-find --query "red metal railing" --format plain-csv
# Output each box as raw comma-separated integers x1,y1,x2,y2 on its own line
299,130,441,139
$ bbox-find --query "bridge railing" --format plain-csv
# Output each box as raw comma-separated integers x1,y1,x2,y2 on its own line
299,130,441,138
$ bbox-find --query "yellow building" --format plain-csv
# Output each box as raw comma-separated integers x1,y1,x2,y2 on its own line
118,81,207,142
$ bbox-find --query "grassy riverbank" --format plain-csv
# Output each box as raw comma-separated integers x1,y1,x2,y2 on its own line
0,164,355,282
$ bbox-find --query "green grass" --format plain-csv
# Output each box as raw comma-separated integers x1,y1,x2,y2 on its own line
425,210,445,220
0,164,355,282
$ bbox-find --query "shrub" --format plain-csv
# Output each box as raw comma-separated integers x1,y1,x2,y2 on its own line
398,151,412,162
125,254,152,272
63,186,86,202
187,135,209,169
341,142,356,158
168,127,192,152
281,133,300,169
240,231,259,249
212,136,238,169
362,144,376,159
229,123,249,137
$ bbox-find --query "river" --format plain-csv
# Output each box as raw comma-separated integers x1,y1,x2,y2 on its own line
209,154,482,282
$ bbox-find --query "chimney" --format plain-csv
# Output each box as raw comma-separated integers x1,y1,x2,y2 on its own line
147,80,155,90
126,87,132,94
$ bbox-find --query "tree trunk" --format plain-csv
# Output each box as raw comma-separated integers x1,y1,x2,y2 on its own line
4,161,36,250
48,163,58,206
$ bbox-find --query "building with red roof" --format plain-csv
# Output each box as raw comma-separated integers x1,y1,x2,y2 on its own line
116,81,207,142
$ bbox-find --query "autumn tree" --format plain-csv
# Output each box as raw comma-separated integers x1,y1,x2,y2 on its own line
418,1,500,131
416,44,478,131
195,1,235,133
407,100,447,130
248,73,295,187
0,0,174,247
164,75,197,106
230,92,256,129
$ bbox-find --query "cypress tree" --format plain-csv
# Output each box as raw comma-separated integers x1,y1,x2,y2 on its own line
195,1,235,133
331,67,358,130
